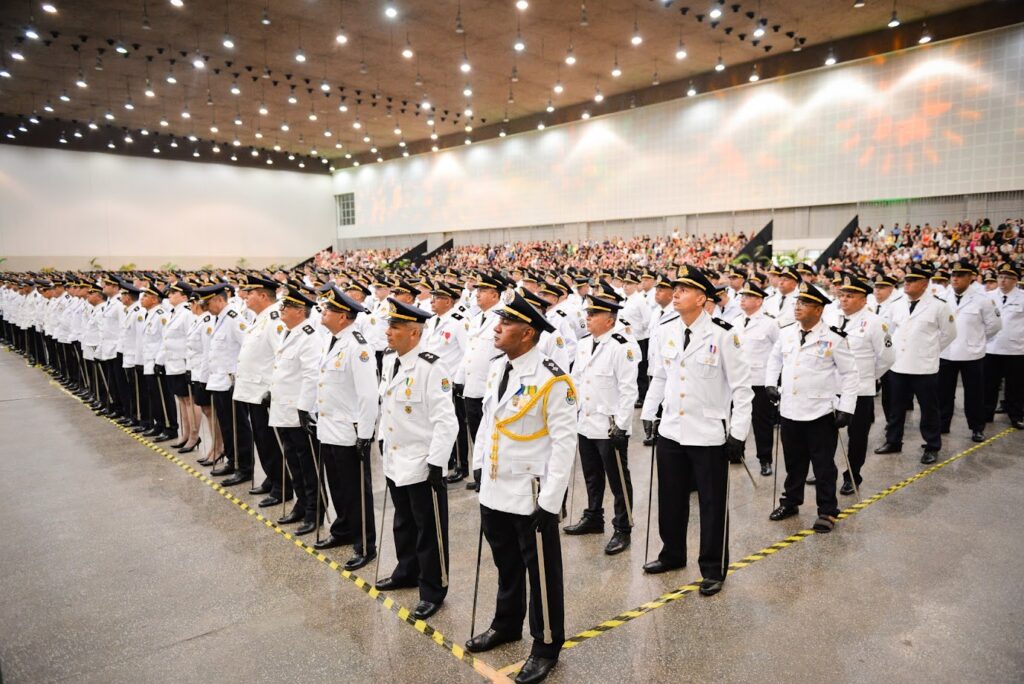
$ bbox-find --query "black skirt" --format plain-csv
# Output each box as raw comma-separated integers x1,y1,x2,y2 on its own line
191,380,211,406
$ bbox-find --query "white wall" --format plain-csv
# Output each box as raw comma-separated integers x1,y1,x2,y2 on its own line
0,145,334,270
332,24,1024,241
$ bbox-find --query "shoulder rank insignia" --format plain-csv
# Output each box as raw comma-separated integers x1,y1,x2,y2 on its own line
542,358,566,376
383,347,396,355
934,295,946,303
712,316,733,330
270,310,280,320
764,312,776,319
418,351,439,364
226,309,238,318
579,333,592,340
829,325,848,338
780,321,796,328
661,314,680,325
451,312,464,320
611,333,627,344
353,331,367,344
302,324,315,335
556,310,567,317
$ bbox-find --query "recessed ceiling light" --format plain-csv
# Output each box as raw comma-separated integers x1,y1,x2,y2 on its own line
384,3,398,19
295,49,306,63
25,26,40,41
41,3,58,14
581,110,590,120
170,0,184,7
222,34,235,49
516,1,529,10
709,3,722,20
463,85,473,97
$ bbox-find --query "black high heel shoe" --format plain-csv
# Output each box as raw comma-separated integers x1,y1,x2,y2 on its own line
197,451,222,466
176,437,201,453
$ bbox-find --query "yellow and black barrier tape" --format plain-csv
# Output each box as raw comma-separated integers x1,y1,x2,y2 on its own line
550,427,1017,655
43,377,509,683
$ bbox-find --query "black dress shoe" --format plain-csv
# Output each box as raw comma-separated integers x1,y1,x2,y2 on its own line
210,464,235,476
344,550,377,570
141,427,162,437
248,482,272,496
277,510,304,525
258,496,282,508
445,469,466,484
642,559,684,574
375,576,418,591
313,533,349,550
220,472,251,487
874,442,902,454
699,578,724,596
805,475,817,485
604,531,630,555
839,480,856,496
1012,420,1024,429
769,505,799,521
940,427,951,435
642,434,656,447
412,600,442,620
921,450,938,464
152,431,177,443
294,520,320,536
464,628,522,653
466,480,480,491
116,417,133,425
760,461,772,476
131,424,149,433
515,654,558,684
971,430,985,443
563,516,603,535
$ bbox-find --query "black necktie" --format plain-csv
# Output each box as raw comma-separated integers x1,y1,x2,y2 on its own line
1003,294,1008,305
909,300,919,315
328,335,338,353
391,357,401,382
498,361,513,400
800,329,809,345
839,316,848,331
591,338,598,354
683,328,692,350
955,294,962,306
778,294,785,312
744,317,750,328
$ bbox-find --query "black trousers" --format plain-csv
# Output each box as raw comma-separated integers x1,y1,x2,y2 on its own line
322,443,376,554
654,438,729,581
279,426,322,523
481,505,564,660
112,357,134,418
843,395,875,486
211,389,253,474
984,353,1024,423
780,414,840,517
464,396,484,446
386,478,449,604
138,369,158,428
152,367,178,432
749,386,778,463
885,372,941,451
449,385,470,473
879,370,894,425
939,358,985,432
240,402,289,499
637,338,650,402
578,435,633,532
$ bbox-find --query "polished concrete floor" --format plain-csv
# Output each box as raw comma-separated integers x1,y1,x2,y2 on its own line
1,347,1022,684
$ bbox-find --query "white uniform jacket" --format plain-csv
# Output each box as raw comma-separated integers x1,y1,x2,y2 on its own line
268,322,323,428
205,309,247,392
314,328,380,446
233,304,285,404
940,288,1001,362
987,288,1024,355
378,344,458,487
472,346,578,516
737,310,779,387
456,306,500,397
641,311,753,446
765,320,859,421
835,308,895,396
157,302,192,375
424,309,469,375
571,331,639,439
889,293,957,375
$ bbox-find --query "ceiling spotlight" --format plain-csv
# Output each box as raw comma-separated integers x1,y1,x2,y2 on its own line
537,122,545,130
715,56,725,72
402,36,414,59
124,96,134,110
233,115,243,125
464,124,473,132
181,106,191,119
152,146,160,154
42,100,54,112
593,87,604,103
853,0,865,6
426,117,435,126
222,34,235,49
516,0,529,9
376,156,383,162
338,103,348,112
10,49,25,61
888,10,900,28
464,138,471,145
251,148,259,157
370,146,378,153
919,24,932,44
631,28,642,46
170,137,179,147
336,25,349,44
709,3,723,20
59,89,71,102
170,0,184,7
825,48,837,66
398,138,406,146
0,67,10,78
430,146,438,153
165,66,177,84
42,3,58,13
464,107,473,117
25,26,40,41
258,102,269,115
29,114,40,124
394,126,402,135
144,79,155,97
124,133,134,143
748,66,759,82
352,117,362,129
384,3,398,19
675,40,688,61
230,81,241,95
281,122,290,131
295,48,307,63
362,135,371,143
75,71,88,88
104,109,115,120
288,87,298,104
753,21,766,39
58,131,68,144
463,85,473,97
514,31,526,52
261,8,271,25
320,79,330,92
420,99,431,111
231,138,240,146
159,117,168,127
324,128,332,137
214,144,222,152
460,53,472,73
565,46,576,66
254,130,263,139
430,131,438,140
546,99,554,113
581,110,590,120
189,134,198,142
553,81,564,95
686,82,697,96
210,124,219,133
192,53,205,69
792,36,802,52
232,154,239,161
